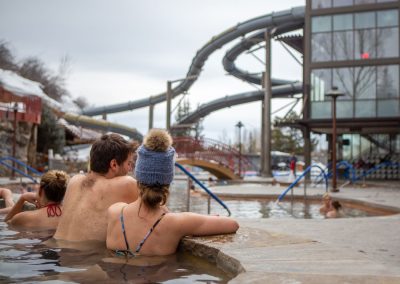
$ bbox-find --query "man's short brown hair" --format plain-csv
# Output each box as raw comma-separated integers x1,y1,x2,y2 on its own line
90,134,138,174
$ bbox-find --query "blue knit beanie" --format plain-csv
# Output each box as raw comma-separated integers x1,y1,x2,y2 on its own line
135,144,176,185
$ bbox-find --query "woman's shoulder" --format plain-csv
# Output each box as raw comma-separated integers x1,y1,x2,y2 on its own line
108,202,128,214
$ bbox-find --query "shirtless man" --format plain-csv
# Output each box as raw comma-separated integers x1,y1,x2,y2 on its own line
54,133,139,242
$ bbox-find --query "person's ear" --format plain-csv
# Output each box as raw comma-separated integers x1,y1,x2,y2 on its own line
38,187,43,197
110,159,118,171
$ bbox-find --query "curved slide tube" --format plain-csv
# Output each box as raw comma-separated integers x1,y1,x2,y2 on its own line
175,162,231,216
63,112,143,141
82,6,305,117
178,83,302,125
223,23,303,85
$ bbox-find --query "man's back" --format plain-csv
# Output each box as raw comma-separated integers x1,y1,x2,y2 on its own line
54,173,138,241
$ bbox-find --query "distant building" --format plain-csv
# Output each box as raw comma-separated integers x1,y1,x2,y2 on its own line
281,0,399,179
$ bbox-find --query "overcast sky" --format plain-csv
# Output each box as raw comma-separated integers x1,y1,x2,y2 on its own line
0,0,305,142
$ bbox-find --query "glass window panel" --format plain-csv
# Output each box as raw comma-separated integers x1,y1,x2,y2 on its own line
355,0,376,4
332,68,354,99
311,101,331,118
377,10,398,27
333,14,353,31
312,33,332,62
378,100,400,116
312,0,332,9
355,12,376,29
355,100,376,117
351,134,361,161
312,16,332,33
377,27,399,57
337,100,354,118
354,66,376,99
360,136,372,157
355,28,376,59
333,0,354,7
333,31,354,60
377,65,399,98
311,69,332,101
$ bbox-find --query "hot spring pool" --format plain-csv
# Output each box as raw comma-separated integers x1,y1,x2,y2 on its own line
167,181,395,219
0,220,232,283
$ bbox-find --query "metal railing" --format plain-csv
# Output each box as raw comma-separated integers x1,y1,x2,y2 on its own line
175,162,231,216
276,164,328,202
0,156,42,183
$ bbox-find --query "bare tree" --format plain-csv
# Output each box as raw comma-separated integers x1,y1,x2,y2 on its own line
0,41,18,71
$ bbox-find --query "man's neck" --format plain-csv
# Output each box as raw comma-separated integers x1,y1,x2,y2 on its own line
89,171,117,179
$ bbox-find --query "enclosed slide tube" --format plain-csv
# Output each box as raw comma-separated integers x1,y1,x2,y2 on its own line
223,23,303,85
178,82,302,125
63,112,143,141
82,6,305,117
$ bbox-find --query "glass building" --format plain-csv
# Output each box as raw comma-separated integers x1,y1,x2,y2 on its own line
302,0,400,176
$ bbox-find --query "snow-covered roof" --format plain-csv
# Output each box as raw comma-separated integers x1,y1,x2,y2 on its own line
58,117,102,141
0,69,62,110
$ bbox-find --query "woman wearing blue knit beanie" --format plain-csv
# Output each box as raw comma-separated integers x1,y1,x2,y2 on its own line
106,128,239,256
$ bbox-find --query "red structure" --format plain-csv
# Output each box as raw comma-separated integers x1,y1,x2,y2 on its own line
173,136,254,175
0,86,42,124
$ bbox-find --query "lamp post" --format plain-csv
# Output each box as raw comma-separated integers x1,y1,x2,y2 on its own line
236,121,244,178
325,86,345,192
166,75,198,131
11,102,18,180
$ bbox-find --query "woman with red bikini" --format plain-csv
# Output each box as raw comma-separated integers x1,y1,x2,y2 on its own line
5,170,69,229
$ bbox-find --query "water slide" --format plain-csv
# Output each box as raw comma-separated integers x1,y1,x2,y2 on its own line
81,6,305,119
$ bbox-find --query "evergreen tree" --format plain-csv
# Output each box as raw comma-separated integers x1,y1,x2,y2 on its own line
174,98,203,139
37,104,65,154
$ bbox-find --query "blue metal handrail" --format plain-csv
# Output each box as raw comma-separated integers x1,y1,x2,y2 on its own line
277,164,328,202
353,161,400,182
0,156,43,183
314,160,399,186
175,162,231,216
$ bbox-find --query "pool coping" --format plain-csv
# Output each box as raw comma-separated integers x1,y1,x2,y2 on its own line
182,183,400,283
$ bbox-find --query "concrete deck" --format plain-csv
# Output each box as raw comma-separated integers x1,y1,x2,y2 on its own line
182,181,400,283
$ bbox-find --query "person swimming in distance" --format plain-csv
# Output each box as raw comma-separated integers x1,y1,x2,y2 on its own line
326,200,342,218
5,170,69,229
319,192,332,215
106,128,239,257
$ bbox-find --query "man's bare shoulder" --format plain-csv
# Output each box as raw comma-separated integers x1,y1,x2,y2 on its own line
68,173,86,185
108,175,137,189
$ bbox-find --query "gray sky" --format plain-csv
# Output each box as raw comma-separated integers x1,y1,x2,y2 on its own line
0,0,305,142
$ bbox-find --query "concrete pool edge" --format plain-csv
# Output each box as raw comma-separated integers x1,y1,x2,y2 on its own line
182,183,400,283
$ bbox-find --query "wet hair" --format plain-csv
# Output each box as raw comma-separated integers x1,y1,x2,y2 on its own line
138,182,170,209
90,133,138,174
322,193,331,200
331,200,342,210
40,170,70,203
138,129,173,209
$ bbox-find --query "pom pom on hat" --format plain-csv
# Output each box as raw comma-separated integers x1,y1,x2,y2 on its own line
135,129,175,185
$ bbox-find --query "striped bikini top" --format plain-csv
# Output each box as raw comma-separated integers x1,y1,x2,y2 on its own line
115,206,166,257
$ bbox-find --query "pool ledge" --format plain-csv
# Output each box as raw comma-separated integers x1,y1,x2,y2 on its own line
183,183,400,283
